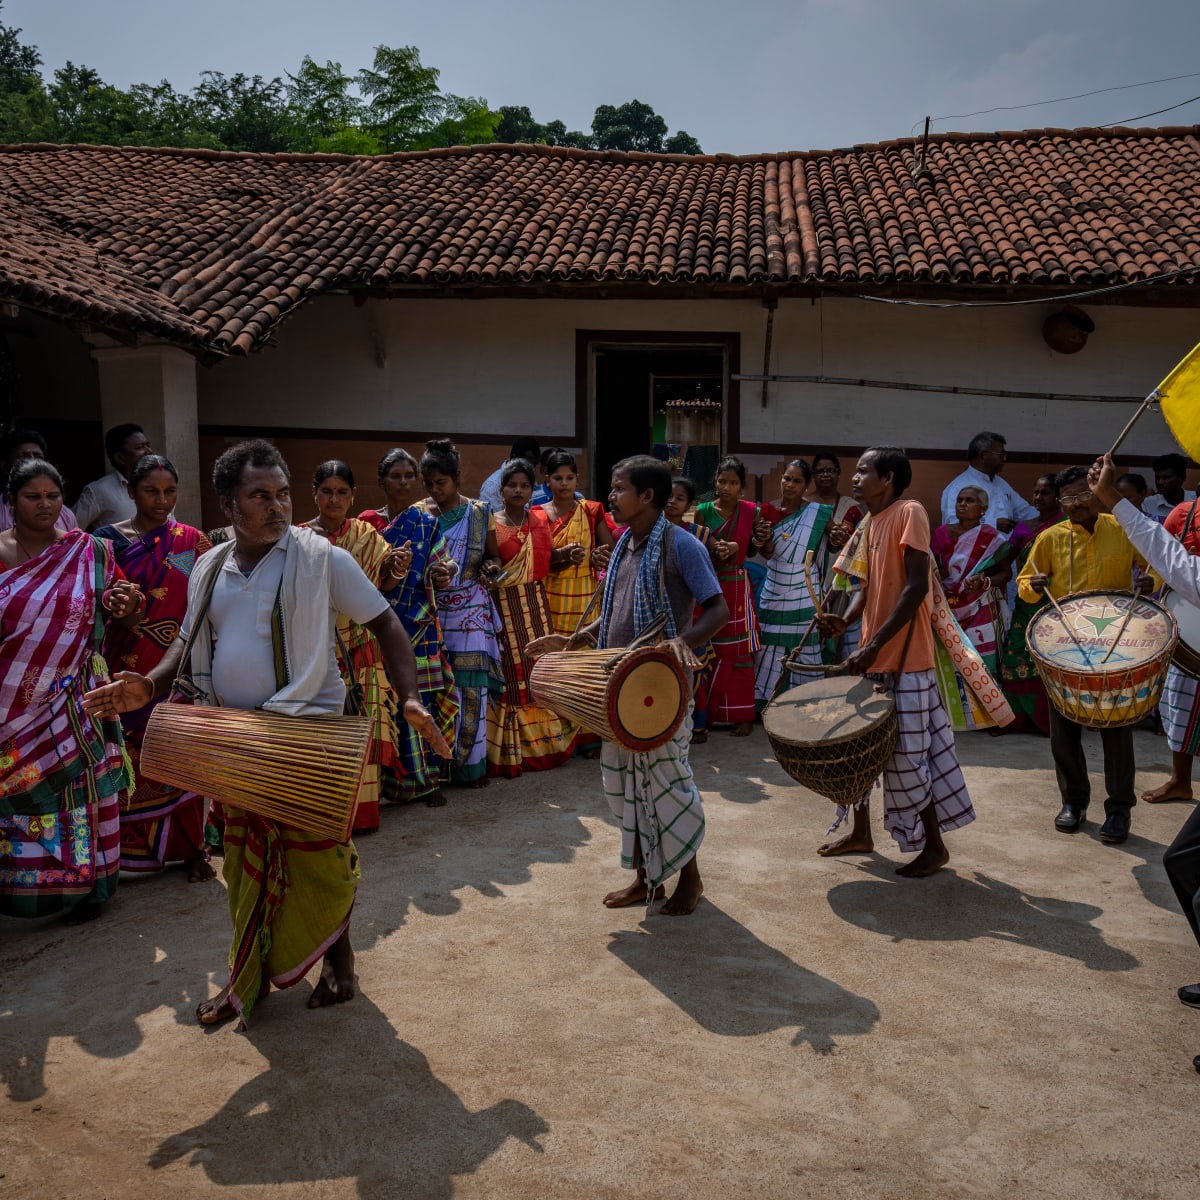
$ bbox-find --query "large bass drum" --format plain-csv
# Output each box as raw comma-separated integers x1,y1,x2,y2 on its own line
1026,590,1177,729
1162,589,1200,678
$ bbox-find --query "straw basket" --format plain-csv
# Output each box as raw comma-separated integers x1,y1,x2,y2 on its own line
140,704,372,841
763,675,898,805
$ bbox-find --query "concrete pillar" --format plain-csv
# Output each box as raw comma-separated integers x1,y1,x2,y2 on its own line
89,343,202,526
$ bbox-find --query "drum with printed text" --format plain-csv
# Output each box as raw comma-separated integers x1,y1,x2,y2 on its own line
1026,590,1177,729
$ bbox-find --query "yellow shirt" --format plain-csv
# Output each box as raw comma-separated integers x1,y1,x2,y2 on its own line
1017,514,1152,603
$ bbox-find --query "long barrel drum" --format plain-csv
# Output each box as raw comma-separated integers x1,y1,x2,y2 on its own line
529,645,689,752
140,704,372,841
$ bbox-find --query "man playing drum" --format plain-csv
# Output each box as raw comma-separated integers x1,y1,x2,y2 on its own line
1016,466,1152,845
1090,453,1200,1073
529,455,728,915
816,446,975,877
84,440,450,1027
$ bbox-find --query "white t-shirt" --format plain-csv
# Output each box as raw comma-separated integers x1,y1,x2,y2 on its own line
186,534,389,713
73,470,135,531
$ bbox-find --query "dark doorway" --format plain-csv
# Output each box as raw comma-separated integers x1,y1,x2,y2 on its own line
590,342,728,501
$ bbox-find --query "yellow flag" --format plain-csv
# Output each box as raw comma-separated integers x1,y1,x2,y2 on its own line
1158,341,1200,463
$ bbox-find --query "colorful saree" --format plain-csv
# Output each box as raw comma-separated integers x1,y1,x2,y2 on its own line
999,515,1069,735
326,518,403,831
694,498,761,725
753,501,834,710
96,520,212,870
544,500,607,635
381,507,460,800
434,500,504,783
0,532,131,918
682,522,717,733
931,523,1011,731
486,509,576,777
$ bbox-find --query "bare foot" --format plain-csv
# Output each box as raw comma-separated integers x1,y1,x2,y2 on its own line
187,853,216,883
582,748,601,760
661,863,704,915
309,934,356,1008
64,899,103,926
691,729,708,744
817,832,874,857
196,986,238,1027
1142,780,1195,804
425,788,448,808
602,879,666,908
895,843,950,878
731,722,753,737
468,777,489,789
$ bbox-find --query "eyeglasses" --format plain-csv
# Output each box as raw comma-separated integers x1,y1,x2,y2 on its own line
1059,493,1094,507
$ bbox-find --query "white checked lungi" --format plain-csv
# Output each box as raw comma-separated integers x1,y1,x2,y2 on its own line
601,704,705,889
1161,663,1200,756
861,668,975,853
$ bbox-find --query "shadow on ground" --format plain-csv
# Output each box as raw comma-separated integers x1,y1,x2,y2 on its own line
606,900,879,1053
826,865,1139,971
149,996,547,1198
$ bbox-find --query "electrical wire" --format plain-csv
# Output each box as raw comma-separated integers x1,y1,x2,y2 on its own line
928,69,1200,125
1100,92,1200,128
849,265,1198,309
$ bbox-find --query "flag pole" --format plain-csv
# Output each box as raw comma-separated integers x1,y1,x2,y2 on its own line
1108,390,1158,457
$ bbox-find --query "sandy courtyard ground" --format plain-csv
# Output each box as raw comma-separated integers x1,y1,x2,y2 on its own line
3,725,1198,1199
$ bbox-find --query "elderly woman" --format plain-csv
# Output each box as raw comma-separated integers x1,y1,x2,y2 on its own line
0,459,139,922
931,484,1012,730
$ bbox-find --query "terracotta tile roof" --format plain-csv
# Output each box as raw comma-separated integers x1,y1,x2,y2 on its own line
0,126,1198,357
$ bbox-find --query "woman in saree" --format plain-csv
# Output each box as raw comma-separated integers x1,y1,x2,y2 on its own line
694,456,761,735
752,458,835,711
305,460,409,832
931,485,1013,731
361,448,460,807
809,451,864,662
418,438,504,787
482,458,577,777
999,473,1067,735
665,475,716,741
94,454,216,879
541,449,615,635
0,459,139,923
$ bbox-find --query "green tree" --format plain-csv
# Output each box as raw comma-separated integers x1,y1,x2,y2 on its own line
193,71,290,152
357,44,441,152
591,99,668,152
48,61,146,143
285,56,361,150
0,1,40,97
494,104,541,144
665,130,702,155
413,93,498,150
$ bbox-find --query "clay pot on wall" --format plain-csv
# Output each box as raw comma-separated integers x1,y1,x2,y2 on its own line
1043,306,1096,354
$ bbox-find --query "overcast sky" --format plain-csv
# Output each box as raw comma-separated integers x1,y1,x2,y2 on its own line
8,0,1200,153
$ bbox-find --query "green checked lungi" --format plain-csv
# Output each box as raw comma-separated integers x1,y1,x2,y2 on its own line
600,703,705,889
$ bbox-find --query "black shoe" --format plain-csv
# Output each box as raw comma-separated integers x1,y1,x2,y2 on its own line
1194,1053,1200,1074
1054,804,1085,832
1099,812,1131,844
1180,983,1200,1009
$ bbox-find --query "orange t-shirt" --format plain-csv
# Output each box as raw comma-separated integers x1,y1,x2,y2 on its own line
862,499,936,673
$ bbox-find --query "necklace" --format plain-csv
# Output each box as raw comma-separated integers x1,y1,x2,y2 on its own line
13,532,52,562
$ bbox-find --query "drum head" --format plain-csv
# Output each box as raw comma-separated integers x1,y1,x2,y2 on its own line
608,648,688,752
763,676,895,748
1027,590,1174,671
1163,590,1200,678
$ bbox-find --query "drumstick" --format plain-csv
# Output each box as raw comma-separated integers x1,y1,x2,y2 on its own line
1099,598,1138,664
803,550,825,620
1043,587,1095,668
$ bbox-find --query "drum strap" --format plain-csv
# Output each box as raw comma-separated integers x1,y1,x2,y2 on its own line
1183,498,1200,545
